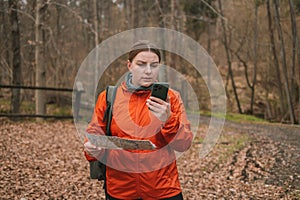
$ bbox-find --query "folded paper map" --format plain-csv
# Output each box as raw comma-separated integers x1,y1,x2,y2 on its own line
86,133,156,150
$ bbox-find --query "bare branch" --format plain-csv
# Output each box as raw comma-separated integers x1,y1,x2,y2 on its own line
10,8,35,22
49,2,97,35
200,0,227,21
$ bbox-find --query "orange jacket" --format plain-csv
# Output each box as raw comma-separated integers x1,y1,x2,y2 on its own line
85,82,193,199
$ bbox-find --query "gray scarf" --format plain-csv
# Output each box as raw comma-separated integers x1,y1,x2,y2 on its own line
125,73,153,91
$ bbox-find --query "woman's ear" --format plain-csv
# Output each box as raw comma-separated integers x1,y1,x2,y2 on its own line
127,60,132,71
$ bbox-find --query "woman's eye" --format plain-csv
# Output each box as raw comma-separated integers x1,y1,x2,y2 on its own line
136,62,159,68
151,64,159,68
137,63,147,67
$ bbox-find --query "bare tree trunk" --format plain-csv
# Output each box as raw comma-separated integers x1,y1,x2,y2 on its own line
93,0,99,88
250,0,258,114
266,0,285,117
9,0,22,114
155,0,168,83
288,0,300,124
133,0,139,28
168,0,177,89
54,0,63,104
273,0,296,124
289,0,296,98
29,0,36,88
35,0,46,119
234,1,259,114
93,0,99,46
218,0,242,114
265,51,273,119
233,52,254,114
55,2,61,85
131,0,135,27
1,1,10,85
207,22,211,90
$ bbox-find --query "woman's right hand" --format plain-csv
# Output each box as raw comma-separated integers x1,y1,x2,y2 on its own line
84,141,102,160
146,96,171,123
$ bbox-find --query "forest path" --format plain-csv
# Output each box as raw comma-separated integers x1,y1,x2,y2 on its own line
1,118,299,199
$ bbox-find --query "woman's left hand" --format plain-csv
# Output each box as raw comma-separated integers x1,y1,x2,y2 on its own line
146,96,171,123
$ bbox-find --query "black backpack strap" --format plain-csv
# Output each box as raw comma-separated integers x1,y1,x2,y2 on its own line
105,85,117,136
103,85,117,196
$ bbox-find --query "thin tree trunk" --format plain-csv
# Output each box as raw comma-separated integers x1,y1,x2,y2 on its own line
289,0,296,98
218,0,242,113
55,1,62,104
233,51,254,113
93,0,99,46
133,0,138,28
35,0,46,118
265,51,273,119
288,0,300,124
93,0,99,90
250,1,258,114
168,0,177,88
266,0,285,116
156,0,168,83
1,1,10,85
9,0,22,114
273,0,296,124
55,5,61,80
207,22,211,90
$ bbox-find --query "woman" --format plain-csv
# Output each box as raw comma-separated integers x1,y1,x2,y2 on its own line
84,40,193,200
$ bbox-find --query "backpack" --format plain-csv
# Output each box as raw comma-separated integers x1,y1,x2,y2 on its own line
89,85,117,181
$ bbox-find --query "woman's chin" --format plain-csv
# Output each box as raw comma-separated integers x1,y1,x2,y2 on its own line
141,82,153,87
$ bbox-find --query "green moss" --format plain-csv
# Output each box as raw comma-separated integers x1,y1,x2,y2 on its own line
0,99,10,113
199,111,267,123
47,104,72,116
224,113,267,123
0,99,72,117
21,101,35,113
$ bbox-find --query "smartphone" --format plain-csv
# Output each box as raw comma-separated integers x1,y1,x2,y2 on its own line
151,82,169,101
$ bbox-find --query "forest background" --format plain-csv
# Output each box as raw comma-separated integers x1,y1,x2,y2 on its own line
1,0,300,124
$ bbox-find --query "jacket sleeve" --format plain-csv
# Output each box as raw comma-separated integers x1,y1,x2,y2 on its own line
84,91,107,161
160,90,194,152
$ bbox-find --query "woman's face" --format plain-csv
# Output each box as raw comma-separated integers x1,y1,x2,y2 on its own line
127,51,160,87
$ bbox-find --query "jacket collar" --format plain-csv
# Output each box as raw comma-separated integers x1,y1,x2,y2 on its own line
122,72,153,93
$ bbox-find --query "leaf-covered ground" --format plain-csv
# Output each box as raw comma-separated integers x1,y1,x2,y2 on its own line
0,119,299,199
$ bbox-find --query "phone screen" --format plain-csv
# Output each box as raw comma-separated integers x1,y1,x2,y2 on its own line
151,83,169,101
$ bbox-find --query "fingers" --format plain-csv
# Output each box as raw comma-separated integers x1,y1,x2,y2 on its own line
146,97,169,112
84,141,102,157
146,96,171,122
84,141,96,149
149,96,166,104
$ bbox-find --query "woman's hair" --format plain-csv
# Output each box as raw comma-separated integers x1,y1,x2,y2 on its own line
128,40,161,63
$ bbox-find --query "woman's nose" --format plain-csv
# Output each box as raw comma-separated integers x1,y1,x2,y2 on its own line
145,64,152,74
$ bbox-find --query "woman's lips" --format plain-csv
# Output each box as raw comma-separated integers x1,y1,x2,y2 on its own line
142,78,152,81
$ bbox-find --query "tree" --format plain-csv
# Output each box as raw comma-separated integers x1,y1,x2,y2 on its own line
249,0,259,114
218,0,242,114
9,0,22,114
0,1,11,85
266,0,284,118
288,0,300,124
273,0,296,124
35,0,47,118
232,0,260,115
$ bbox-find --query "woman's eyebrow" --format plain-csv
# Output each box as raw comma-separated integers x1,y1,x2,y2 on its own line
135,60,147,63
136,60,159,63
